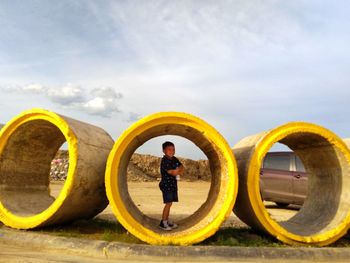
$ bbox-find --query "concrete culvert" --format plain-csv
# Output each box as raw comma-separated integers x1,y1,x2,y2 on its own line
233,122,350,246
0,109,114,229
105,112,238,245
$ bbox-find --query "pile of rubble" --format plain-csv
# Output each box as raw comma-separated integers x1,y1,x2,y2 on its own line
50,150,69,181
128,154,211,182
50,151,211,182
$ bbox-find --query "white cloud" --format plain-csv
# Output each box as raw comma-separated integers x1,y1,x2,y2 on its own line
47,83,85,104
104,1,307,69
1,83,46,93
2,84,123,118
83,96,121,117
82,87,123,117
22,83,46,92
1,1,350,157
91,86,123,99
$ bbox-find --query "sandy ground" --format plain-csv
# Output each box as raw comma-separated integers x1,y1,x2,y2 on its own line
0,181,302,263
50,181,298,227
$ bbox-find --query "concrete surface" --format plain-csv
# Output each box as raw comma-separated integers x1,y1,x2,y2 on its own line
2,227,350,262
233,122,350,246
0,109,114,229
105,112,238,245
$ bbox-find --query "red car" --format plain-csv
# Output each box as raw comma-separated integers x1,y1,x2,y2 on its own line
260,152,308,207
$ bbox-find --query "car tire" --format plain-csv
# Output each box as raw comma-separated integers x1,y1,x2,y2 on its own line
275,202,289,208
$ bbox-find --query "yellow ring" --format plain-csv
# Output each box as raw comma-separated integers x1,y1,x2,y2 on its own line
0,108,78,228
105,112,238,245
245,122,350,246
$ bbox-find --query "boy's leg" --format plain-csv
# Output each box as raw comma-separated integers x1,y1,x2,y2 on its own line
167,191,178,228
162,202,172,221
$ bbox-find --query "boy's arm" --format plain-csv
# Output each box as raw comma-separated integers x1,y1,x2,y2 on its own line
165,158,185,176
162,160,179,176
177,158,185,175
177,164,185,175
167,164,185,176
167,169,180,176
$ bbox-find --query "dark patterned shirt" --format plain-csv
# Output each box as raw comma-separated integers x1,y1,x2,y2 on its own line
159,155,182,192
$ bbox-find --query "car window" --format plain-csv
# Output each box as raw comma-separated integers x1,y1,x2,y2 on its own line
295,156,306,172
263,155,290,171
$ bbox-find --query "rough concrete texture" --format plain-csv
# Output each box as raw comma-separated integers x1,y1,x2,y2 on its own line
2,228,350,262
0,109,114,229
233,122,350,246
105,112,238,245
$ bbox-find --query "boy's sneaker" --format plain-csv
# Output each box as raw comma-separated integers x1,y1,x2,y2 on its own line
168,221,178,229
159,220,172,231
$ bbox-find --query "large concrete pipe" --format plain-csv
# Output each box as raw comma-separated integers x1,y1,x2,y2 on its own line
233,122,350,246
0,109,114,229
105,112,238,245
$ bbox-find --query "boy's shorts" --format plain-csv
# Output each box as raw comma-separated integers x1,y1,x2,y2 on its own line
162,190,178,204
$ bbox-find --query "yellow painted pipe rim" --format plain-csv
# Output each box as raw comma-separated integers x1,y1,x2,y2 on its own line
0,108,78,229
105,112,238,245
247,122,350,246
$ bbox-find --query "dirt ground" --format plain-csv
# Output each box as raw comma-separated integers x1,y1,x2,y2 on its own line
0,181,339,263
50,181,298,227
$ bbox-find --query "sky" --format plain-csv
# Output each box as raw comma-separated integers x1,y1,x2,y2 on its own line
0,1,350,159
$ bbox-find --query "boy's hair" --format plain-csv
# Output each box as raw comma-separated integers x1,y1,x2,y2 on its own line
162,141,174,150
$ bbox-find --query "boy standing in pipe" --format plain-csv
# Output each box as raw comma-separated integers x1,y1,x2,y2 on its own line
159,141,185,231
